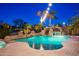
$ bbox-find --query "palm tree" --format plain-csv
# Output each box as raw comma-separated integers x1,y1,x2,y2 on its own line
66,25,73,35
47,11,57,26
68,14,79,35
72,19,79,35
37,10,57,26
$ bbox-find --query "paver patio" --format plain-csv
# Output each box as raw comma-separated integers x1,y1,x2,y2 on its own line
0,36,79,56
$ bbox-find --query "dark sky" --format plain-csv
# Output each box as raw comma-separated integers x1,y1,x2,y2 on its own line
0,3,79,26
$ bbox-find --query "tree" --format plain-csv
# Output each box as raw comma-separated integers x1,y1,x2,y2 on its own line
23,23,33,30
0,20,4,25
37,10,57,26
23,23,33,34
34,24,45,33
72,19,79,35
13,19,24,28
68,14,79,35
0,23,12,39
47,10,57,26
0,20,4,29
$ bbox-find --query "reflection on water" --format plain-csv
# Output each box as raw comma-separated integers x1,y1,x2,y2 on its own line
16,35,69,50
43,44,63,50
28,43,63,50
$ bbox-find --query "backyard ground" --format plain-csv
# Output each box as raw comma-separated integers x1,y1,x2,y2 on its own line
0,36,79,56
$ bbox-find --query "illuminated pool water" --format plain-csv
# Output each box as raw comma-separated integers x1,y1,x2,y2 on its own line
0,41,6,48
16,35,70,50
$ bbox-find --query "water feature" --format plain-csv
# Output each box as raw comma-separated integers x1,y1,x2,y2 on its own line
16,34,70,50
53,32,62,35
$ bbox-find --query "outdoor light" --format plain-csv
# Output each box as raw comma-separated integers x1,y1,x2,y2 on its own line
48,3,52,7
46,10,49,13
40,3,52,24
47,7,50,11
63,22,66,25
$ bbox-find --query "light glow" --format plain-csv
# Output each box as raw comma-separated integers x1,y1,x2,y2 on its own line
63,22,66,25
40,3,52,24
47,7,50,11
48,3,52,7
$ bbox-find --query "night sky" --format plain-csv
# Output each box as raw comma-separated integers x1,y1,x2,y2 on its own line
0,3,79,26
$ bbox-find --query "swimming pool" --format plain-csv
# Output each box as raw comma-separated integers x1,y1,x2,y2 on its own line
16,35,70,50
0,41,6,48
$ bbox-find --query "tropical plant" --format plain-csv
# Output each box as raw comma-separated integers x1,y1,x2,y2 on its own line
68,14,79,35
72,19,79,35
23,23,33,34
23,23,33,30
37,10,57,26
34,24,44,33
47,11,57,26
0,23,13,39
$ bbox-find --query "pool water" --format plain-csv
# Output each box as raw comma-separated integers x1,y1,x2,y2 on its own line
0,41,6,48
16,35,70,50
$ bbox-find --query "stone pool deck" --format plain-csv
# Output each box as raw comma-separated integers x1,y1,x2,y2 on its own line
0,36,79,56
